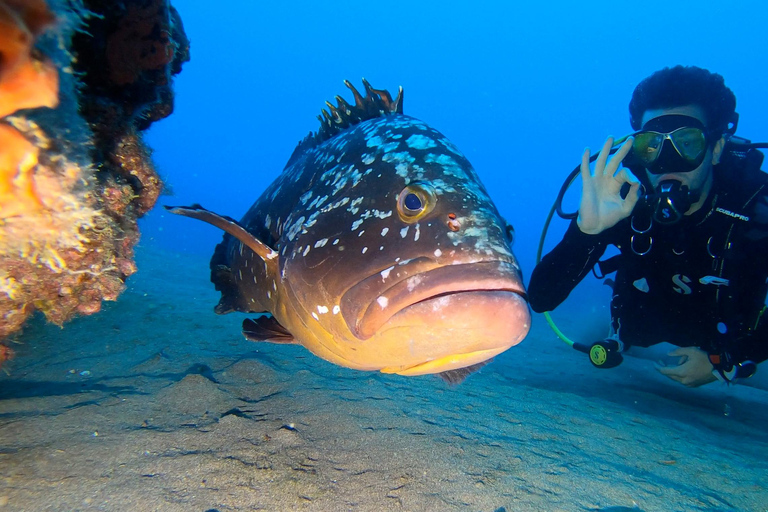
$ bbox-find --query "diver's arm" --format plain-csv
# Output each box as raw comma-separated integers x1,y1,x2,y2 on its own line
529,136,634,313
528,219,608,312
722,191,768,376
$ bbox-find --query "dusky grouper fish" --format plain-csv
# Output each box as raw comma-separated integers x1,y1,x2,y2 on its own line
168,79,530,383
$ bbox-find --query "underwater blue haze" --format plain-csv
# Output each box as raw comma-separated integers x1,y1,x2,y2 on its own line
143,0,768,340
145,0,768,265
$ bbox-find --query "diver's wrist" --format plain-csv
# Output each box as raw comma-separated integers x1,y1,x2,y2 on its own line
576,215,603,235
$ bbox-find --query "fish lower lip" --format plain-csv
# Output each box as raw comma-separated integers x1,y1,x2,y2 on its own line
340,261,526,340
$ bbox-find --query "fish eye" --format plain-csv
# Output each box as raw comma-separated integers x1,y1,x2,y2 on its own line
397,182,436,223
403,193,422,212
505,222,515,245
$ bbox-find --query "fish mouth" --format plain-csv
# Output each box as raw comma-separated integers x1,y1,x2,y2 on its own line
339,260,527,340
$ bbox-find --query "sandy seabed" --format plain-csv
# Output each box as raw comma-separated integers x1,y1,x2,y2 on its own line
0,248,766,512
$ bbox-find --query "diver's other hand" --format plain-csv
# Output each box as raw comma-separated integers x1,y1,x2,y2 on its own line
654,347,718,387
577,136,641,235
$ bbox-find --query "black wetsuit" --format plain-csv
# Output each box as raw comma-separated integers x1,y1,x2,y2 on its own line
529,167,768,371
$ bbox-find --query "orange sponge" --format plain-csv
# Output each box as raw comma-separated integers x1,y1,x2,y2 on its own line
0,0,58,117
0,124,41,218
0,0,57,220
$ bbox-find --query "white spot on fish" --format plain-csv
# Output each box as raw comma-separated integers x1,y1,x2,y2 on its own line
315,238,329,248
321,197,350,213
362,153,375,165
312,312,319,321
379,141,400,153
414,224,421,241
406,275,422,292
406,134,437,150
332,305,340,314
431,296,451,311
367,135,384,148
317,305,329,314
309,194,329,210
381,266,394,279
352,219,364,230
362,247,368,254
377,296,389,308
333,239,340,245
400,226,409,238
286,216,305,241
303,246,310,257
434,249,442,257
381,227,389,236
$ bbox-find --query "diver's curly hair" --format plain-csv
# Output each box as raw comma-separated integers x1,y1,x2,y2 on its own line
629,65,737,134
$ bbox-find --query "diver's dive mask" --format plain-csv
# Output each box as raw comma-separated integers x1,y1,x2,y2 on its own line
626,115,712,224
642,179,700,225
628,114,711,174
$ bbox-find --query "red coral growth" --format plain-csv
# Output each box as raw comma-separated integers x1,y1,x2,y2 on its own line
0,344,14,369
111,129,162,215
105,0,176,86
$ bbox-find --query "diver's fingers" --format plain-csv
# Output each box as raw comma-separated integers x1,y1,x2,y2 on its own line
581,147,592,180
622,180,642,213
609,167,639,200
595,136,614,175
667,346,698,358
617,136,634,160
605,137,634,175
612,167,637,185
655,363,686,379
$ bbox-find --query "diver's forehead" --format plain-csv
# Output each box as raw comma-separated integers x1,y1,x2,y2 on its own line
641,105,708,128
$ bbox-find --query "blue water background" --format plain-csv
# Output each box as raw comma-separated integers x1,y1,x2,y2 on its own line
141,0,768,339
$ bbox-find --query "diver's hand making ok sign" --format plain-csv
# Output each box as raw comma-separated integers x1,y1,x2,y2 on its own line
577,136,642,235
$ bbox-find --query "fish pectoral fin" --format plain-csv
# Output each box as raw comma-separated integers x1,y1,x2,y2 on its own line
436,360,491,385
242,316,296,344
165,204,278,267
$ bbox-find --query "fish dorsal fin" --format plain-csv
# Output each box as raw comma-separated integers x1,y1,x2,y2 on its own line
286,79,404,166
437,360,491,385
242,316,296,344
165,204,278,275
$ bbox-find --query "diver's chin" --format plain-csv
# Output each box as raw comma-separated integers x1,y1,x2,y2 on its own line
374,289,531,376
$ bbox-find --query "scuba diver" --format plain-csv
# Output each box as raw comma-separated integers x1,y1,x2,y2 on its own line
529,65,768,387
